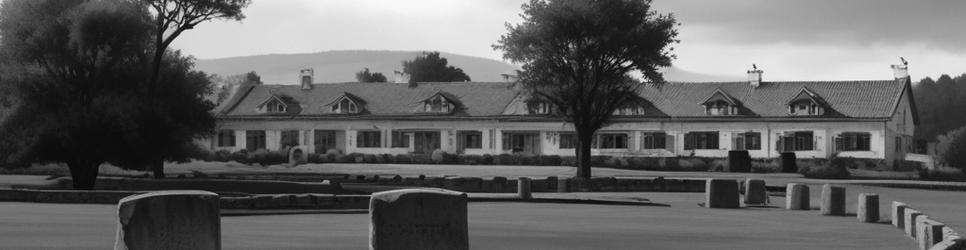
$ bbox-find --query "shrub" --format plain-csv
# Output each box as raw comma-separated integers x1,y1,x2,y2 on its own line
431,149,445,163
919,167,966,181
441,152,459,164
412,154,432,164
936,125,966,173
800,158,851,179
392,154,414,164
480,154,494,165
751,159,781,173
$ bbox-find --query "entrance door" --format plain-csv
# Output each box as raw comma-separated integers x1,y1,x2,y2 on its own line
413,131,440,154
314,130,337,154
503,132,540,154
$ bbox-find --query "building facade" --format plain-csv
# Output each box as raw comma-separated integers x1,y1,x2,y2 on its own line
209,65,918,165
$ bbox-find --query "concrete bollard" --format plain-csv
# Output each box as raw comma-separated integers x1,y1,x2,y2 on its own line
518,177,532,199
743,179,767,205
114,190,221,250
918,219,945,250
785,183,810,210
893,201,909,228
857,193,879,223
369,189,468,250
905,208,924,238
557,177,569,193
705,179,740,208
820,184,846,216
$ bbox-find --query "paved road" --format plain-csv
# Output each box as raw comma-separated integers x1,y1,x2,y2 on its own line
0,191,927,250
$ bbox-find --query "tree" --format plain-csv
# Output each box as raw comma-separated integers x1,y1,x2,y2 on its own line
355,68,388,83
0,0,217,189
401,51,471,85
0,0,156,189
935,125,966,173
913,74,966,142
213,71,261,105
494,0,678,179
141,0,250,178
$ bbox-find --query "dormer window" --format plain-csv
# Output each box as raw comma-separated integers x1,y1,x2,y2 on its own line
700,89,740,116
613,105,644,116
266,100,286,113
326,92,365,114
527,101,552,115
258,95,291,114
787,87,827,116
332,98,358,113
421,92,458,114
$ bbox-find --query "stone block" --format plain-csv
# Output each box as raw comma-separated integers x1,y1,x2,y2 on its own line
252,195,273,209
113,190,220,250
894,201,909,228
919,219,946,250
369,189,468,250
517,177,532,199
820,184,846,216
705,179,740,209
272,194,294,208
293,194,315,208
785,183,810,210
905,208,924,238
857,193,879,223
743,179,767,205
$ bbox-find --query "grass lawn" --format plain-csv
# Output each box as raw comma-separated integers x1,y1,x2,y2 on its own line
0,191,923,250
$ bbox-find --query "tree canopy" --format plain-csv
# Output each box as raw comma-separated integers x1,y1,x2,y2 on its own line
355,68,388,83
402,51,471,84
0,0,220,189
913,74,966,142
494,0,678,178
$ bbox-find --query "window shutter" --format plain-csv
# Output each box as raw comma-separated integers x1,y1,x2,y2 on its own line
684,133,693,150
834,136,843,152
731,132,738,150
814,136,819,151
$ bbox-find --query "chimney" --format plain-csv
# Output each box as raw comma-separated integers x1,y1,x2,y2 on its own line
747,67,763,88
299,68,314,90
891,61,909,79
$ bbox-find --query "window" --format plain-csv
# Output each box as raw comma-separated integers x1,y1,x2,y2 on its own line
357,131,381,148
391,131,409,148
424,95,451,113
266,99,286,113
527,101,551,115
641,132,666,149
706,100,733,115
331,98,359,114
779,131,814,151
613,106,644,116
895,136,901,153
789,100,822,116
217,130,235,147
597,133,628,149
733,132,761,150
280,130,299,148
837,132,870,151
245,130,266,151
684,132,719,150
559,133,576,149
459,131,482,149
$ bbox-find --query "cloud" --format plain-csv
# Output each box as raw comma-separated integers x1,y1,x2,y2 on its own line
652,0,966,51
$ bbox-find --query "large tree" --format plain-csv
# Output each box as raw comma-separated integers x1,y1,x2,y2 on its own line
494,0,678,179
402,51,471,85
355,68,388,83
0,0,217,189
140,0,250,178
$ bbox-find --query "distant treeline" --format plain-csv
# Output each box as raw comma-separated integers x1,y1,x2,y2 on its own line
913,74,966,141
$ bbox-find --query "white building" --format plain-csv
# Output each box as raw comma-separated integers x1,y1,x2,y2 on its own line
209,64,918,166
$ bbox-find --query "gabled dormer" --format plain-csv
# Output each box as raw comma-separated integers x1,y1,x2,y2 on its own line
700,89,740,116
256,94,300,114
525,97,553,115
419,91,460,114
612,97,649,116
325,92,365,114
787,87,827,116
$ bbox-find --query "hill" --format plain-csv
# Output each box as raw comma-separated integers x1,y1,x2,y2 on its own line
194,50,734,84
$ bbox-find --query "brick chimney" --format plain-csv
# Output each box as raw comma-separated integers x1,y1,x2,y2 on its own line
299,68,314,90
747,66,763,88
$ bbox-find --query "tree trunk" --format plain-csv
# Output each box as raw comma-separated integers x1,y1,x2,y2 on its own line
151,157,165,179
67,161,100,190
575,130,595,179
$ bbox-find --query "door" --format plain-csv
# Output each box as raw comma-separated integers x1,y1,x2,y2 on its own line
314,130,337,154
413,131,440,154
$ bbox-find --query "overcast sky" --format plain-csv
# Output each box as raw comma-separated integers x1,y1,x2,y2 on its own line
173,0,966,81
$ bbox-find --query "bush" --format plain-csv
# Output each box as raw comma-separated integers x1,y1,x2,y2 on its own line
392,154,413,164
751,159,781,173
431,149,445,163
800,158,851,179
936,125,966,173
